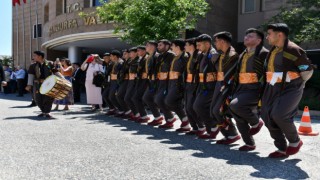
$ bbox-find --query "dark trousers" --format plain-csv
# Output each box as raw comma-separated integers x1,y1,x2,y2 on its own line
9,80,17,93
210,82,238,137
103,85,115,110
193,82,216,131
143,85,161,118
133,79,148,117
17,79,25,96
165,80,187,120
72,82,82,102
108,81,122,111
3,82,10,94
34,83,54,114
185,83,200,130
229,85,260,146
154,81,174,121
124,80,138,114
261,79,303,151
30,88,36,105
116,81,130,112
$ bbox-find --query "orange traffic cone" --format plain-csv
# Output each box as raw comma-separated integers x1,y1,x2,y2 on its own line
298,106,319,136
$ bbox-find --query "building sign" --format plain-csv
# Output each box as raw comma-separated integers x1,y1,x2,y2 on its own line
49,19,78,36
48,1,110,36
66,2,83,13
49,15,107,36
83,16,104,26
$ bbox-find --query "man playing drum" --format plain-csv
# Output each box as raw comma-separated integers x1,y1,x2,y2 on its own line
25,51,61,118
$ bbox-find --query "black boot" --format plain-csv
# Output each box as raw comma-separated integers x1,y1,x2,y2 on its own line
27,100,37,107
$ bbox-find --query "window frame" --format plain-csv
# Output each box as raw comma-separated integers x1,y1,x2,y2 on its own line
33,24,42,39
242,0,256,14
91,0,107,7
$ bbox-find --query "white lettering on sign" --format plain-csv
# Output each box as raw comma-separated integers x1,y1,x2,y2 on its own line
66,2,83,13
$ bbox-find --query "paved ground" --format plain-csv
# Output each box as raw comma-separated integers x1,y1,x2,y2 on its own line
0,93,320,179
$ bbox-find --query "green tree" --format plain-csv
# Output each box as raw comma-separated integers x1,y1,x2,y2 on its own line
95,0,209,45
0,56,13,67
268,0,320,44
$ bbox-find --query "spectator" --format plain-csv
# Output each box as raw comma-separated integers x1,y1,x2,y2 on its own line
72,63,85,103
53,58,74,110
13,65,26,97
3,65,12,94
81,54,104,111
0,64,4,92
9,67,17,94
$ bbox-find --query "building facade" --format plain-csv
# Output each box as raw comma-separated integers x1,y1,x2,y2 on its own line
13,0,292,68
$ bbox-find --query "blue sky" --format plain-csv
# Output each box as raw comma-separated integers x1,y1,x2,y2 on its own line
0,1,12,56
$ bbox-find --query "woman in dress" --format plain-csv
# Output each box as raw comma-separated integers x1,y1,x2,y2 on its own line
53,58,74,110
81,54,104,111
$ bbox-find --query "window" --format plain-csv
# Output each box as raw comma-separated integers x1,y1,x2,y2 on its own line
33,24,42,39
92,0,108,7
84,0,90,8
242,0,256,13
56,0,64,16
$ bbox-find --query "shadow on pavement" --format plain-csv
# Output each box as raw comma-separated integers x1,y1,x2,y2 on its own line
10,105,33,109
0,93,32,102
3,116,56,121
82,115,309,179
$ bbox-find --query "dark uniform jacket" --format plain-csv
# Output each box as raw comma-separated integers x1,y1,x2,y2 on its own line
28,60,57,84
186,51,202,84
137,55,148,79
128,56,139,78
110,59,124,83
73,67,86,85
264,40,313,75
119,59,130,83
215,47,239,84
169,52,189,93
198,48,218,91
103,61,114,86
233,47,269,92
147,51,160,90
155,50,175,94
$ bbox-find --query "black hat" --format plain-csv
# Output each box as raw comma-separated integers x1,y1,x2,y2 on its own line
103,52,110,57
33,51,45,58
196,34,212,43
172,39,186,51
213,31,233,43
137,45,146,50
122,49,129,53
267,23,289,36
246,28,264,40
185,37,197,47
111,50,121,57
158,39,171,46
129,47,138,52
146,40,158,47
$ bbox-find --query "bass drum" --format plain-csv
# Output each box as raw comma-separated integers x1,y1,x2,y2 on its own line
40,75,72,100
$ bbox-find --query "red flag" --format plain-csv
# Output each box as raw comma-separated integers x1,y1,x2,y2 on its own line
13,0,21,6
23,0,27,3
